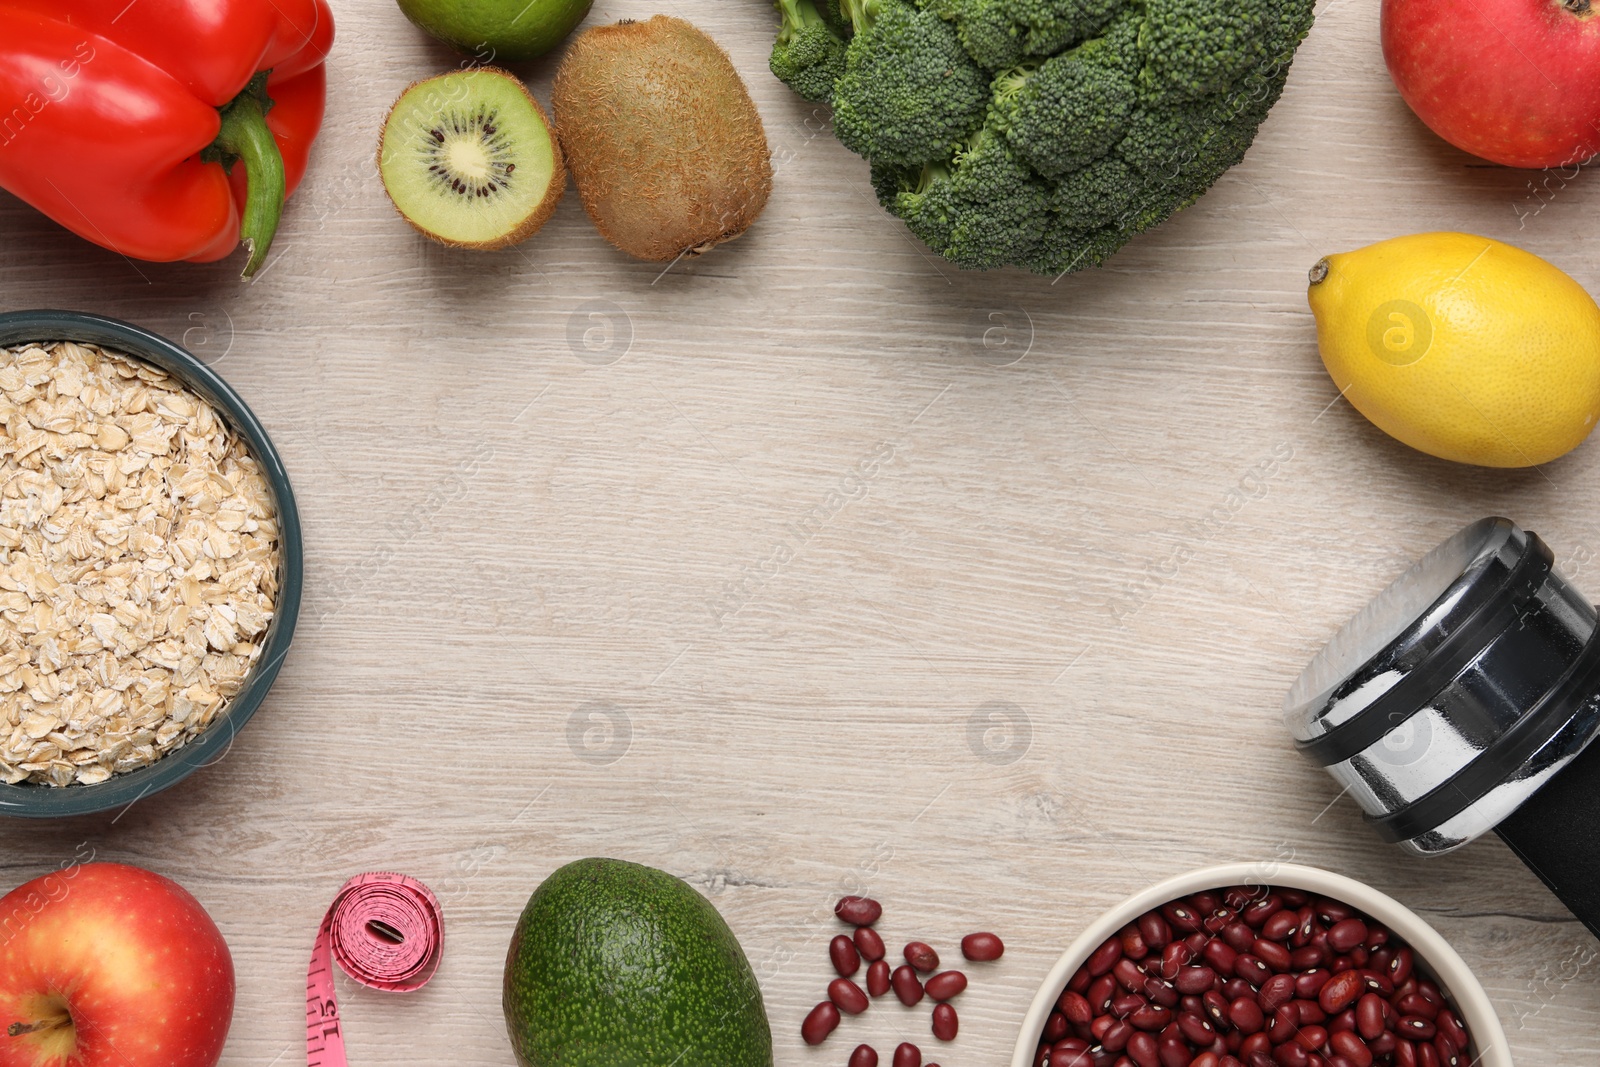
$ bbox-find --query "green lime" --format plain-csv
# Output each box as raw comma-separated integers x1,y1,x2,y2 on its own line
396,0,594,61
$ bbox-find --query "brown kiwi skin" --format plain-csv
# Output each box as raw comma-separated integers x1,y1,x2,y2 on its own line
377,67,567,251
552,16,773,262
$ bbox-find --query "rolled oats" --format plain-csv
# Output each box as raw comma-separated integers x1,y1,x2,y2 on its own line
0,341,279,786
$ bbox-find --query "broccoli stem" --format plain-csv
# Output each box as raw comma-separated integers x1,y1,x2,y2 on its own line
775,0,828,42
837,0,880,35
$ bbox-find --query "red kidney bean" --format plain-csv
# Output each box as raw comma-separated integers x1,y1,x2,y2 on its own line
1261,909,1299,942
1193,1050,1223,1067
1367,948,1393,976
1228,998,1265,1034
1355,993,1385,1039
1365,925,1389,949
1315,898,1353,925
867,959,891,997
1114,958,1148,993
1239,1032,1272,1066
1395,1040,1417,1067
1163,901,1203,933
1089,974,1117,1014
1235,955,1272,987
1329,1008,1355,1034
1123,925,1151,960
1318,970,1364,1014
836,896,883,926
891,965,924,1006
1254,940,1293,974
1369,1032,1396,1057
1292,945,1328,970
801,1001,840,1045
924,970,967,1001
1204,990,1232,1031
1436,1008,1467,1051
1293,1026,1327,1052
1326,919,1368,954
1356,970,1392,997
1101,1019,1133,1052
830,978,869,1015
1257,974,1296,1014
1294,969,1330,999
1177,966,1218,995
961,932,1004,961
1068,966,1092,993
1395,993,1437,1020
1398,1015,1437,1040
1092,1016,1117,1042
1060,990,1093,1025
1347,946,1369,969
1292,907,1317,948
1223,978,1255,1001
1387,947,1413,986
1113,993,1147,1018
1159,943,1190,981
1127,1031,1160,1067
855,926,886,962
1241,894,1283,926
1433,1033,1460,1067
850,1044,879,1067
1192,891,1221,915
1140,912,1172,949
1267,1005,1298,1044
1328,1031,1371,1067
1418,1044,1440,1067
904,941,939,973
1131,1005,1172,1032
829,933,863,977
1416,981,1443,1009
892,1042,921,1067
1178,1011,1215,1045
1144,977,1180,1009
931,1003,958,1041
1159,1037,1191,1067
1053,1048,1094,1067
1044,1011,1070,1043
1089,937,1125,976
1186,932,1209,953
1224,922,1258,953
1204,941,1239,976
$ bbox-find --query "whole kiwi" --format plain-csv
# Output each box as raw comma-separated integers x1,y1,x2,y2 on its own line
552,16,773,262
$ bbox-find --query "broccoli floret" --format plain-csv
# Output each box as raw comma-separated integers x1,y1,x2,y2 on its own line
768,0,1316,274
770,0,850,103
934,0,1125,71
990,41,1136,177
886,124,1051,269
831,0,992,167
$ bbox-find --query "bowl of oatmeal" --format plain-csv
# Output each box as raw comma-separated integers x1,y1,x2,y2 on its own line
0,310,302,817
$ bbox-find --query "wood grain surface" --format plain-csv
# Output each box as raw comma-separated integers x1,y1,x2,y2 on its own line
3,0,1599,1063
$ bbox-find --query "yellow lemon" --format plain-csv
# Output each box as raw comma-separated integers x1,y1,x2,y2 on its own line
1308,232,1600,467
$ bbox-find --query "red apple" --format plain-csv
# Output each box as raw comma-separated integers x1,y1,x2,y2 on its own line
0,862,234,1067
1382,0,1600,167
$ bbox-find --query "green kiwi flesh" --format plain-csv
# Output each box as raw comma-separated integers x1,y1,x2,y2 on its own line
379,68,565,250
552,16,773,262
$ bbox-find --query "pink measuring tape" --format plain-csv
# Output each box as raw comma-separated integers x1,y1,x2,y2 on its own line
305,872,444,1067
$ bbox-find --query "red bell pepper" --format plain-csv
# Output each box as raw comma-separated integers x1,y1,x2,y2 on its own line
0,0,334,276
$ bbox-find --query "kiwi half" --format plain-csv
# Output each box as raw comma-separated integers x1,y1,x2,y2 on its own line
379,68,565,250
552,17,773,262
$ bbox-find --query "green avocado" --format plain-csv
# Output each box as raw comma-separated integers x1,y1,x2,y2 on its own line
503,858,774,1067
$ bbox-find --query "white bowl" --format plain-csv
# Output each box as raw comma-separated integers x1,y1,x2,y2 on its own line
1010,862,1511,1067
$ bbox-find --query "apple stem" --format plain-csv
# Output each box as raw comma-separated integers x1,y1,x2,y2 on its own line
1565,0,1592,16
7,1014,70,1037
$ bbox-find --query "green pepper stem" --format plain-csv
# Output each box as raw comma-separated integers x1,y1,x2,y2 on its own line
210,74,284,279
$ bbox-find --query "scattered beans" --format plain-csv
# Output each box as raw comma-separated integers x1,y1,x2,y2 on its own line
962,931,1005,961
905,941,940,973
849,1045,879,1067
855,926,887,962
802,1001,840,1045
1035,887,1474,1067
866,959,891,997
892,1042,921,1067
931,1003,958,1041
832,934,862,977
924,970,967,1001
892,964,925,1006
830,978,870,1015
836,896,883,926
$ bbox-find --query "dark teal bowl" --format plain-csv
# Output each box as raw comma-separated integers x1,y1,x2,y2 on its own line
0,311,302,818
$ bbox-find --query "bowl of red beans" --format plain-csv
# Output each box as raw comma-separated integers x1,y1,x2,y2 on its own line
1012,863,1509,1067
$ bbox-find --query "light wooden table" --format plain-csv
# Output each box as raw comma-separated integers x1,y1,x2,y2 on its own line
3,0,1598,1062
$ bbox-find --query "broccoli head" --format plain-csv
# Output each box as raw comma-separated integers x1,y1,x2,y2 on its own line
767,0,1316,274
829,0,993,168
770,0,849,103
